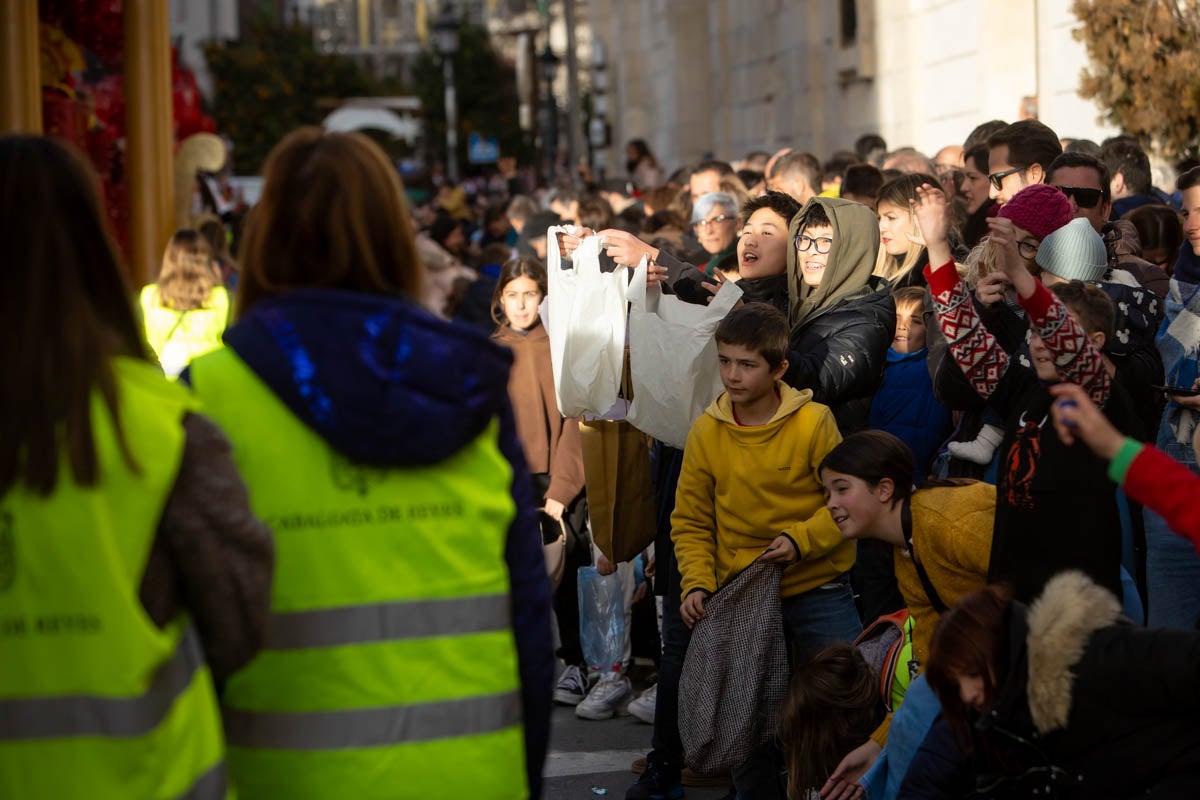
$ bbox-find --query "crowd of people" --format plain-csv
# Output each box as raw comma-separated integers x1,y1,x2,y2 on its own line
3,112,1200,800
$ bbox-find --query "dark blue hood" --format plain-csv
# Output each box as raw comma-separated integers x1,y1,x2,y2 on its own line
223,289,513,467
1175,242,1200,285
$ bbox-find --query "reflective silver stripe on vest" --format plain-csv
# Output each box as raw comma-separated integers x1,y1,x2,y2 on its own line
223,690,521,750
265,594,512,650
173,760,227,800
0,627,205,741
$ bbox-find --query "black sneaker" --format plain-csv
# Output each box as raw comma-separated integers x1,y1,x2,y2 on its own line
625,753,684,800
553,665,589,706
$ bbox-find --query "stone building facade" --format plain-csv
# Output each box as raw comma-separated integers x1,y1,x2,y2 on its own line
586,0,1117,170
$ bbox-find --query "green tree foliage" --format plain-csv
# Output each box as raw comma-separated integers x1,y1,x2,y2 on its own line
204,17,376,174
410,21,530,168
1072,0,1200,158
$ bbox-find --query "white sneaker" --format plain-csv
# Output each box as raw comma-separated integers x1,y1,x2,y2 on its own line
575,672,632,720
554,665,589,706
628,683,657,724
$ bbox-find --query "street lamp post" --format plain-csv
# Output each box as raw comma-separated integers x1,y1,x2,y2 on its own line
433,3,461,184
538,43,561,185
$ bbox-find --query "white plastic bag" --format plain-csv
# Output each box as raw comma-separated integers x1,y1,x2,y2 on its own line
626,261,744,448
546,227,629,417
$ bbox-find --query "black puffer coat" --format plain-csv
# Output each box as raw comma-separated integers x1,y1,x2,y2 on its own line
784,280,895,434
786,197,896,434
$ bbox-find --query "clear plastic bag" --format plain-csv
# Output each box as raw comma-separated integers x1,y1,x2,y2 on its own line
576,566,625,672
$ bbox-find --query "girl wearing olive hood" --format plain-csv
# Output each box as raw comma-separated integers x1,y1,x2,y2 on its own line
785,197,897,436
787,198,903,624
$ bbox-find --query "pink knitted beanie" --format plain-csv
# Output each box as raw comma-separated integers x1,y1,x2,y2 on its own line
996,184,1073,241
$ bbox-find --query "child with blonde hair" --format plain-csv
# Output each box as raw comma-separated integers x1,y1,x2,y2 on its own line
140,229,229,378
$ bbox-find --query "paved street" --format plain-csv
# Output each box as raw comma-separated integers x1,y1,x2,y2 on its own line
543,703,731,800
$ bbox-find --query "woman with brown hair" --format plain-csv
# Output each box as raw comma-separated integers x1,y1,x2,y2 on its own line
0,135,273,798
490,257,590,709
140,229,230,377
916,576,1200,799
185,127,554,799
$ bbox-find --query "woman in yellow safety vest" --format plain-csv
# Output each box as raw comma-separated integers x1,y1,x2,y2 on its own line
187,127,555,800
140,229,230,378
0,135,274,798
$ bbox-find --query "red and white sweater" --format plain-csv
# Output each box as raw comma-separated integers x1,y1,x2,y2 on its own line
924,260,1111,406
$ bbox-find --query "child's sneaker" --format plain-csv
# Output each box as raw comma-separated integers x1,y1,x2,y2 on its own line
553,665,589,706
628,682,657,724
625,753,684,800
575,671,632,720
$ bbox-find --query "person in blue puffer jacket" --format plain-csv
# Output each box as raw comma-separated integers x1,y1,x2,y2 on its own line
869,286,953,482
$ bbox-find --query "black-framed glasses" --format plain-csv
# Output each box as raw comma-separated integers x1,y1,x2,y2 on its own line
988,166,1024,191
794,233,833,254
1057,186,1103,209
1016,239,1039,259
693,214,731,230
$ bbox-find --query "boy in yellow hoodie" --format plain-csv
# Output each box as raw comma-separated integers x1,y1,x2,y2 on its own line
671,301,861,796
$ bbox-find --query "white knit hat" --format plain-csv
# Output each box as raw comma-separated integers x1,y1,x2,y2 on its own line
1035,218,1107,282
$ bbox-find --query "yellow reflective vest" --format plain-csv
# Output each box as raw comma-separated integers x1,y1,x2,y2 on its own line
189,346,528,799
0,358,227,799
140,285,229,379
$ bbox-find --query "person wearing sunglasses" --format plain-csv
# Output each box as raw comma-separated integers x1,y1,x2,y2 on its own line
986,120,1063,206
1046,152,1113,234
1047,152,1170,299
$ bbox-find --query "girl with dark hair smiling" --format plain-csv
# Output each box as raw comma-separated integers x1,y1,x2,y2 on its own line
814,430,995,798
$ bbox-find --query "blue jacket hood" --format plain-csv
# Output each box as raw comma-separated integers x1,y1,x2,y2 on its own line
886,346,928,363
223,289,514,467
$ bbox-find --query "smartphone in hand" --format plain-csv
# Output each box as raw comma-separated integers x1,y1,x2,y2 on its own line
1151,385,1200,397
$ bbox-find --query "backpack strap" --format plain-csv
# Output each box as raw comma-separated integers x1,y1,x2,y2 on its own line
902,499,948,615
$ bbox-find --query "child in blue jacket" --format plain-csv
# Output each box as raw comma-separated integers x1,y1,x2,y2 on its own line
868,286,953,482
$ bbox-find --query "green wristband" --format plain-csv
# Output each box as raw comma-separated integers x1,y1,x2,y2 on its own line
1107,438,1144,485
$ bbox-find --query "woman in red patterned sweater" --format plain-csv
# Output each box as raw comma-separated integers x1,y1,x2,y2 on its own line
912,183,1136,603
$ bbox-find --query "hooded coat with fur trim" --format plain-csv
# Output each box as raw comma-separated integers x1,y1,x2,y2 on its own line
968,572,1200,799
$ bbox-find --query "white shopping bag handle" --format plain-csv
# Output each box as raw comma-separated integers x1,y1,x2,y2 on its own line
626,256,652,308
548,225,604,276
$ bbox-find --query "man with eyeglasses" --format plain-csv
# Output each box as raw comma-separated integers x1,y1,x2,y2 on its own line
986,120,1063,206
1047,152,1170,298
